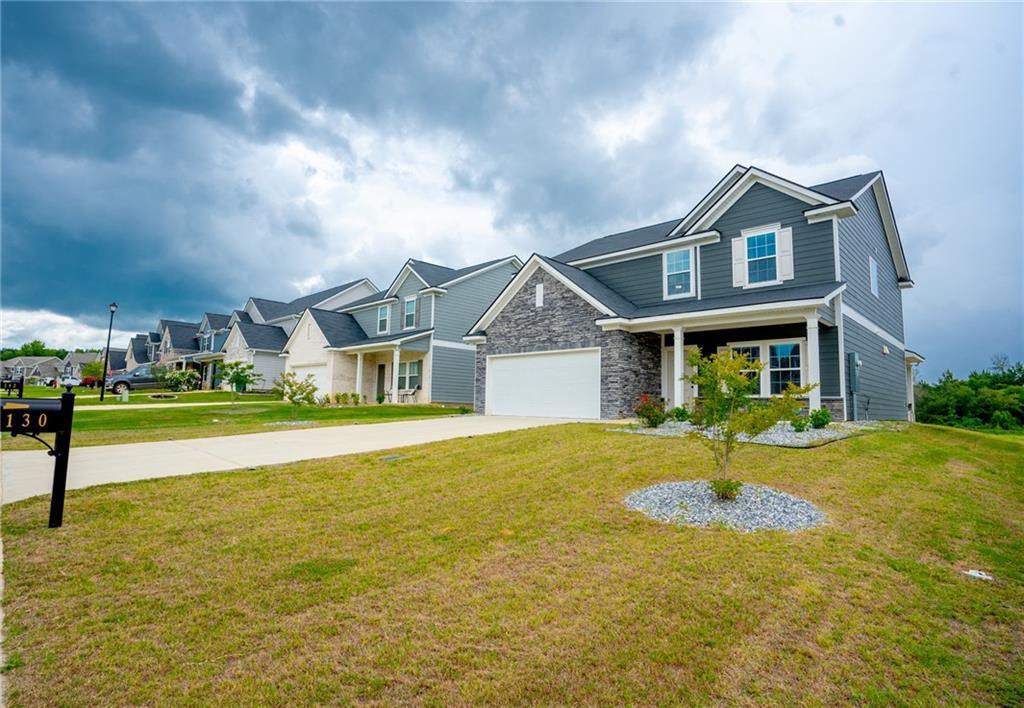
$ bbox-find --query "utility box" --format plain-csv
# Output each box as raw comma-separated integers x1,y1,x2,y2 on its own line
848,352,862,393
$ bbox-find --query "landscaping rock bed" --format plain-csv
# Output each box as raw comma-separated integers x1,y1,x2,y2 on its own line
617,420,889,448
625,481,826,532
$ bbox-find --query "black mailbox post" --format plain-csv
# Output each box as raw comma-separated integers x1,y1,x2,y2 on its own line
1,387,76,527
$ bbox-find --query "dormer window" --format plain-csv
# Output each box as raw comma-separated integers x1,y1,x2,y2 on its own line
377,305,389,335
663,247,695,299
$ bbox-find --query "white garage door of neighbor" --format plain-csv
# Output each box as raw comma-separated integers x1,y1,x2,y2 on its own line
486,348,601,419
290,365,329,396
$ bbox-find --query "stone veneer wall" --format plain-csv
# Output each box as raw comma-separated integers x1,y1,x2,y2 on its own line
474,269,661,419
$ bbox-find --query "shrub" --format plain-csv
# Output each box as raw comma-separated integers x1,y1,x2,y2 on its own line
634,394,667,428
318,394,332,406
340,392,350,405
164,368,201,392
669,406,689,422
990,410,1018,430
458,406,471,415
709,478,743,501
333,393,344,404
351,392,360,406
809,408,832,429
791,416,809,432
376,393,386,405
272,372,318,418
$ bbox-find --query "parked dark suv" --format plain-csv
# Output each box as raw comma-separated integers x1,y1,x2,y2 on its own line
106,365,160,394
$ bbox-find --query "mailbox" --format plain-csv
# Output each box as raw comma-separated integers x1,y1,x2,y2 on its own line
1,389,76,528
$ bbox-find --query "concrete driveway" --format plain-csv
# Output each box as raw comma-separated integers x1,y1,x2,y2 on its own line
1,415,576,504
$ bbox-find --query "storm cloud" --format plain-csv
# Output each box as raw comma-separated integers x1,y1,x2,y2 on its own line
2,2,1021,378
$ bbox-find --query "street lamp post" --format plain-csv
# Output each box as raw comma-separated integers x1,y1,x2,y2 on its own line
99,302,118,402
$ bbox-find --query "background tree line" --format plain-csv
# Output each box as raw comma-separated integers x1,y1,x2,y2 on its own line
1,340,100,361
916,354,1024,431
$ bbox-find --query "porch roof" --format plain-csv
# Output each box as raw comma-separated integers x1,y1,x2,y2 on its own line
327,328,433,353
596,282,845,330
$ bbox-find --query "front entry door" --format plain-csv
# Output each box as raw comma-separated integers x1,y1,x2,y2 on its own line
376,363,387,397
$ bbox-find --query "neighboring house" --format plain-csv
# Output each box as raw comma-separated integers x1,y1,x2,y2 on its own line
220,279,379,390
156,321,201,368
146,331,161,363
2,356,63,381
126,334,151,370
187,313,232,389
281,256,522,402
467,165,919,421
60,351,101,378
99,347,128,373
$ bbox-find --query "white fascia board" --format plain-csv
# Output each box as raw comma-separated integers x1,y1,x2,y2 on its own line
568,231,720,269
596,284,846,329
850,173,882,201
905,350,926,364
871,176,912,283
385,262,429,298
418,286,448,295
279,309,319,355
842,305,905,350
326,329,434,353
436,256,524,288
687,167,838,235
469,256,616,335
339,296,399,313
462,335,487,344
668,165,747,237
805,201,858,223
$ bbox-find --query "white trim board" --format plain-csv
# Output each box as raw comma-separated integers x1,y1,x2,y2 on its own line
567,230,720,269
668,165,747,237
433,339,475,351
842,305,904,350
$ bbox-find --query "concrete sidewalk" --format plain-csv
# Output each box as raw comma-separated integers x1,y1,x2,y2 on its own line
1,415,575,504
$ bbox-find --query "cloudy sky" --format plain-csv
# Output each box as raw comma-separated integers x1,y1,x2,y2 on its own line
2,2,1020,377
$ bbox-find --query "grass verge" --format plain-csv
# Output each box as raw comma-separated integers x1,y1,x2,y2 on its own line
1,403,462,450
2,423,1022,705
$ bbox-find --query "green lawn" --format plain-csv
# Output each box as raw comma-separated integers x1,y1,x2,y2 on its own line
3,424,1022,705
2,387,265,406
1,403,462,450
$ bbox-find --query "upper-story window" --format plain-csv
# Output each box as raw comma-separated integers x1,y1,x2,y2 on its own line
869,256,879,297
733,223,794,289
663,247,695,299
377,305,389,335
403,297,416,329
746,231,777,284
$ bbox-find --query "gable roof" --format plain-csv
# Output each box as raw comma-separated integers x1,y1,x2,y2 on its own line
164,323,199,351
248,297,292,321
201,312,231,331
147,331,161,343
553,219,682,263
811,172,881,201
129,335,151,365
158,319,198,335
385,256,522,297
307,308,370,348
235,322,290,352
62,351,99,367
105,349,128,370
230,310,252,324
282,279,373,315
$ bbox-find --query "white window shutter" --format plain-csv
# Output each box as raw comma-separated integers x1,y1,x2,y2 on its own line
731,237,745,287
777,227,794,281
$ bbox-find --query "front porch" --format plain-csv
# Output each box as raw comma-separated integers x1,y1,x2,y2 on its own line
602,307,846,420
328,331,432,404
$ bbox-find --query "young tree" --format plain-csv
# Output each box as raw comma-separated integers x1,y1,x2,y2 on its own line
685,349,813,500
219,361,263,405
272,372,318,418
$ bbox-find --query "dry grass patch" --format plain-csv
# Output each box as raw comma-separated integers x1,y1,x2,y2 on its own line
3,424,1023,705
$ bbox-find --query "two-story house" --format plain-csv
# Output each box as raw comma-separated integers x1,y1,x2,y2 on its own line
220,278,379,390
281,256,522,402
189,312,232,388
125,334,151,370
466,166,919,421
156,320,201,369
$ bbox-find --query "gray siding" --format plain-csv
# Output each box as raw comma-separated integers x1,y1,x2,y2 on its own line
350,304,388,337
843,317,907,420
433,262,519,341
582,183,837,306
393,273,427,331
431,346,475,403
586,255,663,307
839,188,905,340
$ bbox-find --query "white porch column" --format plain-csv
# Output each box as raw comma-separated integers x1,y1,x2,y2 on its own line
806,316,821,411
355,352,364,398
391,346,401,402
672,326,685,409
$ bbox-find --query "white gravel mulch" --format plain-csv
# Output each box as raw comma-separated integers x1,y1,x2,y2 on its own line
617,420,889,447
625,481,826,532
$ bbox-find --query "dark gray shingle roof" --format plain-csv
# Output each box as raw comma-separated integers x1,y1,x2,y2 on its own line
307,309,368,348
552,218,682,263
236,322,289,352
231,310,252,324
249,298,292,321
106,349,128,370
332,328,433,349
284,279,367,314
339,291,390,311
148,331,160,343
165,323,199,350
810,172,880,201
129,335,150,365
203,313,231,330
538,256,639,317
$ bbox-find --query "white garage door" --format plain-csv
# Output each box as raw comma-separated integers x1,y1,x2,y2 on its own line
289,364,329,396
486,348,601,419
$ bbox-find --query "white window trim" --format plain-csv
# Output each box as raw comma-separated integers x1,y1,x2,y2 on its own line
662,246,696,300
376,304,389,335
397,360,422,389
402,296,416,330
726,337,807,398
740,223,783,289
869,255,879,298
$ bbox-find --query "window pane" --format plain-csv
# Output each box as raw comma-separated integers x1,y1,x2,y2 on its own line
667,271,691,295
770,369,801,394
666,249,690,274
769,343,800,369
